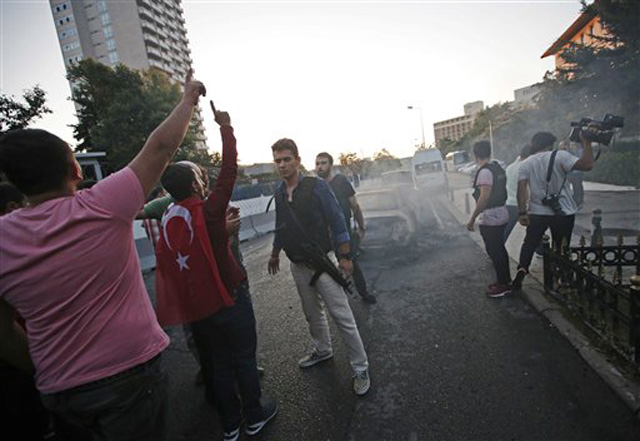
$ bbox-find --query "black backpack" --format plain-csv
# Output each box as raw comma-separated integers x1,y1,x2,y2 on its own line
472,161,507,209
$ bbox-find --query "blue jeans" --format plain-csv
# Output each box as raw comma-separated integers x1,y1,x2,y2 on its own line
503,205,520,243
40,354,168,441
191,282,263,432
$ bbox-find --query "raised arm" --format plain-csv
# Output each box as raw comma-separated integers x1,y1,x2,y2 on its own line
572,134,594,172
129,70,206,197
204,101,236,221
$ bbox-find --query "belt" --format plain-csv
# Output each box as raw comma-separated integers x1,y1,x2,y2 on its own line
53,352,162,395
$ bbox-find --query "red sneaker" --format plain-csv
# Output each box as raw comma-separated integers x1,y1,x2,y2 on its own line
486,284,511,298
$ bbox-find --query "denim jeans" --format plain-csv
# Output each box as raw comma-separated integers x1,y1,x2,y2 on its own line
503,205,520,243
40,354,168,441
191,282,263,432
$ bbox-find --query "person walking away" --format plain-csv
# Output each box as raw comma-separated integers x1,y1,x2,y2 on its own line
315,152,377,304
466,141,511,298
503,145,530,242
512,131,595,290
268,139,371,396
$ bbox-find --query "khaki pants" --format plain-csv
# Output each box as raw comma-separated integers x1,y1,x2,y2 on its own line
289,255,369,372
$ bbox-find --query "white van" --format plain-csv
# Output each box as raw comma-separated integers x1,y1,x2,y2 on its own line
412,148,447,191
445,150,471,172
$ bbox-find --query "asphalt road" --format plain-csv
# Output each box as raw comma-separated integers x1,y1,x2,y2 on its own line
148,194,640,441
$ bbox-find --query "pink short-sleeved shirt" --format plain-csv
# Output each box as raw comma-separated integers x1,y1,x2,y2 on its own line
0,167,169,393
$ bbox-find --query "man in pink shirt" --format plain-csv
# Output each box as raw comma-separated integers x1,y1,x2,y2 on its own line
0,71,206,441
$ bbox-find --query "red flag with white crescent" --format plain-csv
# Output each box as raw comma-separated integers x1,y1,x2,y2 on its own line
155,196,234,326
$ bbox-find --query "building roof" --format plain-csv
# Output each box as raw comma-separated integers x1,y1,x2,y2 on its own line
541,4,598,58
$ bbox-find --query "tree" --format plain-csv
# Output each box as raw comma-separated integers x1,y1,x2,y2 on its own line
68,59,214,170
369,148,401,176
339,152,365,177
0,86,52,135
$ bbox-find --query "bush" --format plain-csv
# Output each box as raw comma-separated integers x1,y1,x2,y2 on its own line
586,150,640,187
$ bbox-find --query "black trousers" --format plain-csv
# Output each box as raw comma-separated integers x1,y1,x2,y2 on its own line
349,228,369,297
479,224,512,285
518,214,575,271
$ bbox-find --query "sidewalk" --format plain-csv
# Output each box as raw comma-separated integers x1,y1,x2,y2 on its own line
445,187,640,416
584,180,639,192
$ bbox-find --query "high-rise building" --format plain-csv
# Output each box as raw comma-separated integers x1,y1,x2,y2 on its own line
49,0,206,145
433,101,484,147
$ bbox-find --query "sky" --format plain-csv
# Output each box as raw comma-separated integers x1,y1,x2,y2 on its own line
0,0,583,167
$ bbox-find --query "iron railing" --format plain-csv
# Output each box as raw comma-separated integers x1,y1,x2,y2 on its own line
542,235,640,362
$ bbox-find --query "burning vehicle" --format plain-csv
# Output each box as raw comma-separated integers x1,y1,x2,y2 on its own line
357,170,419,248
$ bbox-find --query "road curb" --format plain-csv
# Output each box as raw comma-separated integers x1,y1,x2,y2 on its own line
443,196,640,418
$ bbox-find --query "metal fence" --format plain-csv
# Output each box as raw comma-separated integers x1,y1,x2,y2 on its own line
542,235,640,362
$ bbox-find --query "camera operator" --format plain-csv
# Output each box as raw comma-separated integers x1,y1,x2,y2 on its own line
512,130,595,290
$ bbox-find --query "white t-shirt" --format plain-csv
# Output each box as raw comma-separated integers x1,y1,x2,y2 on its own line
518,150,579,216
505,158,521,206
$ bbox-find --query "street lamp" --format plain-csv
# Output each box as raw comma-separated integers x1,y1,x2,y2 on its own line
407,106,426,149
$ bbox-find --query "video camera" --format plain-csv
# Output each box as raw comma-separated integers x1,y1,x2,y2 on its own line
569,114,624,146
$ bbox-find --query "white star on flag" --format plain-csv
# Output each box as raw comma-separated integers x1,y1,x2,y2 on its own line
176,252,190,271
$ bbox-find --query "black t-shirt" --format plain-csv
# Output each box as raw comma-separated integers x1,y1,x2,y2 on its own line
328,174,356,227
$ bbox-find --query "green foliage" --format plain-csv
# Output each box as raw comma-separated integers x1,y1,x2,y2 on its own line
587,150,640,187
68,59,213,170
0,86,51,135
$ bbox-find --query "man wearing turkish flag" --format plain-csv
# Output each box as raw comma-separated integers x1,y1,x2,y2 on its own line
155,195,234,325
155,103,277,441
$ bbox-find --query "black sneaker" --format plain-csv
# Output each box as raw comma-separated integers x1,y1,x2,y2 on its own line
362,294,377,304
223,426,240,441
511,268,527,291
246,398,278,436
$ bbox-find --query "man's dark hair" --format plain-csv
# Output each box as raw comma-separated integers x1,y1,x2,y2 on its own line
472,141,492,159
271,138,299,157
0,129,73,196
161,163,196,201
520,144,531,160
316,152,333,165
530,132,557,153
77,179,98,190
0,182,26,213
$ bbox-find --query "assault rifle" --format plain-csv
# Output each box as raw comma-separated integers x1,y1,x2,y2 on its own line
300,241,354,295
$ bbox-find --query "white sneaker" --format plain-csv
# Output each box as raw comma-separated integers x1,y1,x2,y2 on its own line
353,370,370,396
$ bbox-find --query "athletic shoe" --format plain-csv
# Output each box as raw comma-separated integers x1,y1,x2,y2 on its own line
257,365,265,377
246,398,278,436
362,294,377,304
353,370,371,396
486,284,511,298
511,268,527,291
223,427,240,441
298,350,333,368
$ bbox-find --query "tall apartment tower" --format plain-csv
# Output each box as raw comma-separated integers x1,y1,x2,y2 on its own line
49,0,206,145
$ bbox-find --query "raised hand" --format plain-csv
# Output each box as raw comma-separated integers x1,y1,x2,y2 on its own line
210,100,231,126
183,69,206,105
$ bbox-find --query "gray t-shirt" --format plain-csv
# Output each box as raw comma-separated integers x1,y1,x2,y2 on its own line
518,150,579,216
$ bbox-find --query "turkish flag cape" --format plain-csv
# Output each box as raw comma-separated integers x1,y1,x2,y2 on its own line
155,196,234,326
